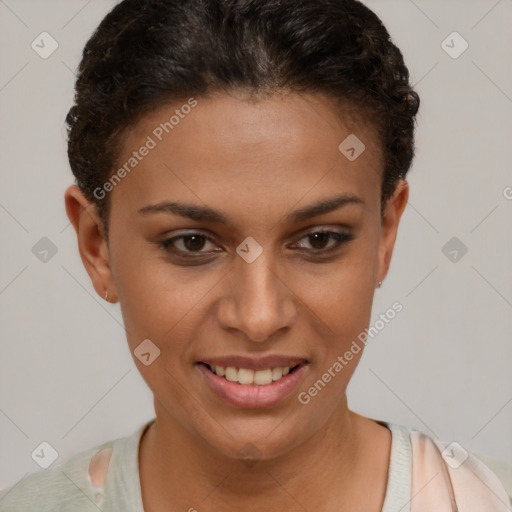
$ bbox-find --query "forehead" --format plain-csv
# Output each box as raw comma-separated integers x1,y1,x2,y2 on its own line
110,91,383,220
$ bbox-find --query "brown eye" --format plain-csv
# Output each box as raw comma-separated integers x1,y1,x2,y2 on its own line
182,235,207,251
161,233,218,254
308,232,331,249
294,230,354,252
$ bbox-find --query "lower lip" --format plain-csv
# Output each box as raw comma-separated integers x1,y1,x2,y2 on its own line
196,363,308,409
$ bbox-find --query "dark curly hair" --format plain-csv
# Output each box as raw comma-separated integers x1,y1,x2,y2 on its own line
66,0,419,240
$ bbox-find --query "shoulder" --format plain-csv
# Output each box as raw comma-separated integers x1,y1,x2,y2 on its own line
430,435,512,510
390,423,512,510
0,442,110,512
0,421,151,512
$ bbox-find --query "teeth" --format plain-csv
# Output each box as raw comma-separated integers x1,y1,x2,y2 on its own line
225,366,238,382
254,369,272,385
271,367,282,381
208,365,293,385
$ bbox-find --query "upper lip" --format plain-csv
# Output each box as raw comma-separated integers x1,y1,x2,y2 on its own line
198,355,308,371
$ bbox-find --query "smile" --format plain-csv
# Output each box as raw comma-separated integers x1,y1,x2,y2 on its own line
196,361,309,408
205,363,295,386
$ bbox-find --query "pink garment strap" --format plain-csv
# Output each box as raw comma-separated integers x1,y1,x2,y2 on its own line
410,431,457,512
410,430,511,512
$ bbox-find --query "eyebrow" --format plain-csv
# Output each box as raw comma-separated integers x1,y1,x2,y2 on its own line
138,193,364,224
287,194,364,223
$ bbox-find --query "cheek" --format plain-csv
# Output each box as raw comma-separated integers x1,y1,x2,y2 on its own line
297,240,378,336
296,271,374,391
294,265,375,407
110,240,220,354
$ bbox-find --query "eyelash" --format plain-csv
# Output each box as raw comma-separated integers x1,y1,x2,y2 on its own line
160,229,354,259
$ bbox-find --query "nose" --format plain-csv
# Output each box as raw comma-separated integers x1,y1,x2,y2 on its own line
216,254,297,343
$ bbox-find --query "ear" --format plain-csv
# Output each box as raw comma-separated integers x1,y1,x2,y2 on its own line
64,185,117,302
376,179,409,285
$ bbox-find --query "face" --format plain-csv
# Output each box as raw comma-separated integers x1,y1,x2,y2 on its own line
66,90,408,461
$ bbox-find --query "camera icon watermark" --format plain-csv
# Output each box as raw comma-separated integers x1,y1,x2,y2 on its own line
236,236,263,263
441,31,468,60
32,237,58,263
441,442,469,469
31,31,59,59
31,441,59,469
442,236,468,263
134,339,161,366
338,134,366,161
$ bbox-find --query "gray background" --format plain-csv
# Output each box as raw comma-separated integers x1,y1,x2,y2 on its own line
1,0,511,490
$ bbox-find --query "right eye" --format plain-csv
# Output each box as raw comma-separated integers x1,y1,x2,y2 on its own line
161,233,220,255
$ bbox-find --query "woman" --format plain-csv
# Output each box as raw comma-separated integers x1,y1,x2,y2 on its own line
1,0,509,510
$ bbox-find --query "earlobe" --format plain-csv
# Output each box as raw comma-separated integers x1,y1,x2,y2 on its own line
376,179,409,285
64,185,118,303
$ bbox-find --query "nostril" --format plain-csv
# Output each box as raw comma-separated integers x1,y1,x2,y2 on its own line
88,447,113,489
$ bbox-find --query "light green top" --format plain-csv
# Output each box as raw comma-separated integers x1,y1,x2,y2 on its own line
0,419,507,511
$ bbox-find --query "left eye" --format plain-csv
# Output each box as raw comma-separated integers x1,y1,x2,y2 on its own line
293,231,353,251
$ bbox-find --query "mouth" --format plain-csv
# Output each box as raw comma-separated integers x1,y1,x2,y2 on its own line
195,359,309,408
199,362,303,386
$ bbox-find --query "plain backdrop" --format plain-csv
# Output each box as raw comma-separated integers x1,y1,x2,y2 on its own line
1,0,511,490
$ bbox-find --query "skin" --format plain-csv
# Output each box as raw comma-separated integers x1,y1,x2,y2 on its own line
65,90,409,511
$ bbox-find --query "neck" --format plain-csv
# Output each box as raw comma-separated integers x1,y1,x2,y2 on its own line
139,398,373,511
